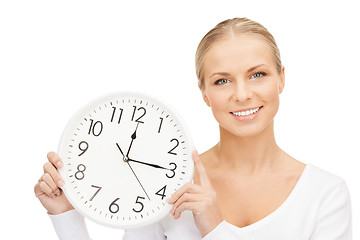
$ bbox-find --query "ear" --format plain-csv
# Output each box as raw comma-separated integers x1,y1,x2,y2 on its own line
278,66,285,94
202,92,210,107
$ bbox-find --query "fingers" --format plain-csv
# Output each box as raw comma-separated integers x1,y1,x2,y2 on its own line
170,192,205,219
43,160,64,189
167,183,204,204
42,172,60,194
35,180,57,198
168,184,217,219
167,182,215,219
192,150,212,189
47,151,63,169
34,152,65,199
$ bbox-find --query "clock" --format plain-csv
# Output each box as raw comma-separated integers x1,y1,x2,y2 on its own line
58,92,194,229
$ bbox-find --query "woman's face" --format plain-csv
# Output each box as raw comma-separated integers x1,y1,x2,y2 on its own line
201,34,285,137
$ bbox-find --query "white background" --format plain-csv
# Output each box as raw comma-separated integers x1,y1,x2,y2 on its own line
0,0,359,239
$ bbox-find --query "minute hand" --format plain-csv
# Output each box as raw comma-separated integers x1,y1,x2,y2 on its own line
127,158,171,170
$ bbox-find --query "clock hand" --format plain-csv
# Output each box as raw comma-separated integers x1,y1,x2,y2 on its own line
116,143,127,161
126,122,140,157
126,161,151,201
116,142,151,201
127,158,171,170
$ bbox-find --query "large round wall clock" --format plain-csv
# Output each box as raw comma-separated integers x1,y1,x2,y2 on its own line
58,92,194,229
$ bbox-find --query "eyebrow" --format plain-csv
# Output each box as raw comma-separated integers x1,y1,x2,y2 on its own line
209,72,231,78
247,64,266,73
208,64,267,78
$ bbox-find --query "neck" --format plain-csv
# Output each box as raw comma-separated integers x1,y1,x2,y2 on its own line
214,120,283,175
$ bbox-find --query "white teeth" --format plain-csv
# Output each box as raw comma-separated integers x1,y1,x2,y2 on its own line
232,107,260,117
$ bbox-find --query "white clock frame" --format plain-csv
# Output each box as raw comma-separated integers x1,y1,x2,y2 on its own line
58,92,194,229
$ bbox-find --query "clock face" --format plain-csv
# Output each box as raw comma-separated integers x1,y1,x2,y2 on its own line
58,93,194,229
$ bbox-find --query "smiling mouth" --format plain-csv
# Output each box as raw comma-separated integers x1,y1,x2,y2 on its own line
230,106,263,117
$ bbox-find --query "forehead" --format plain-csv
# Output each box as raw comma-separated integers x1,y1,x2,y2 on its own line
203,34,275,77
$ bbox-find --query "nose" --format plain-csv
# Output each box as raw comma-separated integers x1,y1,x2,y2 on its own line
232,81,252,102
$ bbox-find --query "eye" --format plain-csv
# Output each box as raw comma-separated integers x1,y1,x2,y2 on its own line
214,79,230,85
251,72,267,79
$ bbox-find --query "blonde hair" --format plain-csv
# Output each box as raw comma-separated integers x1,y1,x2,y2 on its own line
195,17,282,90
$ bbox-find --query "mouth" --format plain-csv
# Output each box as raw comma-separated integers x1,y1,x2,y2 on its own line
230,106,263,117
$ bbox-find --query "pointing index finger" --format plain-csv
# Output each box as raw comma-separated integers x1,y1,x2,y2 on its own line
192,150,212,189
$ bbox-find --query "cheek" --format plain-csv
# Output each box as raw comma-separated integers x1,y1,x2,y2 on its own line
259,81,280,112
206,89,229,110
206,89,233,126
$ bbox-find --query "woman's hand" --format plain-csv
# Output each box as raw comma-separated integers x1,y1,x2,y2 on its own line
34,152,74,215
167,150,223,237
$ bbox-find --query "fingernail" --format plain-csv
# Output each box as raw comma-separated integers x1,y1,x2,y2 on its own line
192,150,198,160
54,189,61,196
57,161,63,168
166,198,172,203
51,193,56,199
57,180,64,188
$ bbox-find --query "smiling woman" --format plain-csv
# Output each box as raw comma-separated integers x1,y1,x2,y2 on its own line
201,33,285,138
35,17,352,240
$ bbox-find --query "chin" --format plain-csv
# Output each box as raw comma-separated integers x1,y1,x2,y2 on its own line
219,124,263,138
234,128,263,138
218,114,276,139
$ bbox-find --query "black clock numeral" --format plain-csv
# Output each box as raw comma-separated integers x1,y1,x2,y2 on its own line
168,138,179,155
89,185,102,201
78,141,89,156
88,119,103,136
132,196,145,213
131,106,146,123
166,162,177,178
75,164,86,180
109,198,120,214
111,107,123,124
158,117,164,133
155,185,167,200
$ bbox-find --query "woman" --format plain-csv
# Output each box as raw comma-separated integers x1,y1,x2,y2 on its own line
34,17,352,239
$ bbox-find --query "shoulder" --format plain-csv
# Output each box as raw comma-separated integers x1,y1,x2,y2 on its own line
302,165,352,238
300,163,350,205
288,163,351,232
305,163,346,187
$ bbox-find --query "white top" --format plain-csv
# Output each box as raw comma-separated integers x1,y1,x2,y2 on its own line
49,163,352,239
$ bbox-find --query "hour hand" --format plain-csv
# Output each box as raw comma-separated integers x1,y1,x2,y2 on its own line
127,158,170,170
126,122,140,157
116,143,127,161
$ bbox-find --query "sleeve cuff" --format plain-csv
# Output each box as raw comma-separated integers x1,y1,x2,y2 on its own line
48,210,91,240
202,221,239,240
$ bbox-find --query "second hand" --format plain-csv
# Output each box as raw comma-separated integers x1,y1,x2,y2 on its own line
126,161,151,201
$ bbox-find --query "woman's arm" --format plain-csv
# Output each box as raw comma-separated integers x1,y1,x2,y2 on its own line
49,210,91,240
35,152,90,239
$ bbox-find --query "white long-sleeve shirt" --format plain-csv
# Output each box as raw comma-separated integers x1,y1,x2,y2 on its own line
49,163,352,239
